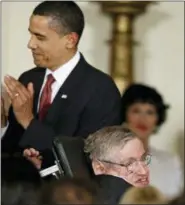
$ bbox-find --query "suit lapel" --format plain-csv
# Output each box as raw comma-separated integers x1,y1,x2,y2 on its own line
32,68,46,115
44,54,88,124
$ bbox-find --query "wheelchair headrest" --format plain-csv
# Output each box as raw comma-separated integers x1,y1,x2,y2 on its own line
52,136,93,179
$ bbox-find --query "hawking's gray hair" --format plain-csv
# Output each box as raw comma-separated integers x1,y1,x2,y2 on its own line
84,126,137,161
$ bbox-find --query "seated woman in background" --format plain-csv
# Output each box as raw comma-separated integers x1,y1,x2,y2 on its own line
119,185,167,204
121,83,183,199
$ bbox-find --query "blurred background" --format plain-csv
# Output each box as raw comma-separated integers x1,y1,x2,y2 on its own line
1,1,184,167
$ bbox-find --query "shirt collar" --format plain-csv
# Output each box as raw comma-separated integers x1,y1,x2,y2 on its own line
45,51,80,85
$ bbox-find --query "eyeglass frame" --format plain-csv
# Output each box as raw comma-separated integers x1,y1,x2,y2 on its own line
98,153,152,173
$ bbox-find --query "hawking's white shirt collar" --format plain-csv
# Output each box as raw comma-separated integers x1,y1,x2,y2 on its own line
45,51,80,85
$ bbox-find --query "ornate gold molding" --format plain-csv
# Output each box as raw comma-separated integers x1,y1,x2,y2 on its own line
97,1,154,94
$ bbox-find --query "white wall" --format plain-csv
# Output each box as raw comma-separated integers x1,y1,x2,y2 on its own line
1,2,184,158
133,2,184,157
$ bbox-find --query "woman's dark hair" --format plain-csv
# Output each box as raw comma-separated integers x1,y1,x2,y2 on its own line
121,83,169,126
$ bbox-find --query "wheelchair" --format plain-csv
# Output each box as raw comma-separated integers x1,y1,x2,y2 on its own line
39,136,94,180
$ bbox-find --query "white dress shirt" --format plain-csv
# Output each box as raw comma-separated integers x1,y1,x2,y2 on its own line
149,146,183,199
1,51,80,138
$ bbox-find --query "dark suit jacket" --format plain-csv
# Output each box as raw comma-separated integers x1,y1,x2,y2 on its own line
2,55,121,155
95,175,132,204
1,156,42,185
